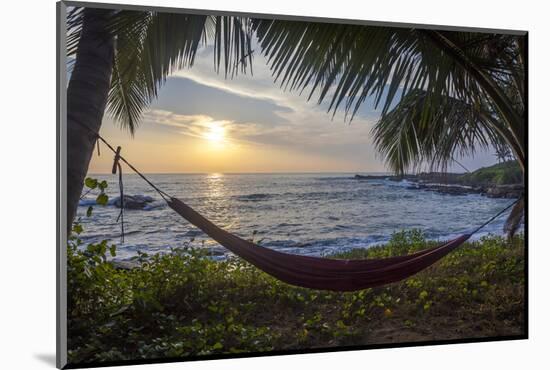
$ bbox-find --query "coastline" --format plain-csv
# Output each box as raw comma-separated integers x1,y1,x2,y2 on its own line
354,161,524,199
354,174,523,199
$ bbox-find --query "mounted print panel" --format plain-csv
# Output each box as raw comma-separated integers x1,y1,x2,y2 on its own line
57,1,527,368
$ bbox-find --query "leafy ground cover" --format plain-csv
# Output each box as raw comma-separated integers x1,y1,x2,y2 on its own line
67,226,525,365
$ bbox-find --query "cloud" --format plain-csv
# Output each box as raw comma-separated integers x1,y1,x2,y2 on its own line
173,42,385,123
153,76,293,127
143,110,229,141
143,101,377,158
159,44,379,145
143,109,266,147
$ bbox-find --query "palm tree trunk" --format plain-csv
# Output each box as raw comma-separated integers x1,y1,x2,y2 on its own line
504,195,524,239
67,8,114,232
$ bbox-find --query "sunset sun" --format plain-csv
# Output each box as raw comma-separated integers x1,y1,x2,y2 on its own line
204,122,226,143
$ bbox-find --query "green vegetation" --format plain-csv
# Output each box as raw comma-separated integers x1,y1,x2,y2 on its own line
67,226,525,365
458,160,522,186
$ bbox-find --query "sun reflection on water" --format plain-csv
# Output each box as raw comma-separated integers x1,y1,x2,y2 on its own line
204,173,237,229
205,173,225,199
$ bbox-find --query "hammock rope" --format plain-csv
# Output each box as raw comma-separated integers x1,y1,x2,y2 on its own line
73,123,521,291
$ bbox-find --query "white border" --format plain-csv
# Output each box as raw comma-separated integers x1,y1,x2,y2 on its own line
2,0,548,369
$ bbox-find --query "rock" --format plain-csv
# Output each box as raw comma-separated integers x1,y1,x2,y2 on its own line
485,184,524,199
414,183,476,196
112,195,154,210
354,174,416,182
354,174,390,180
404,182,522,199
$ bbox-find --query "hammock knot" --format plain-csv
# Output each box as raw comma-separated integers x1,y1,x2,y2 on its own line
111,146,122,175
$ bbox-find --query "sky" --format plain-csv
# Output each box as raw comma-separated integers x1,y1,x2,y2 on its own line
87,40,497,174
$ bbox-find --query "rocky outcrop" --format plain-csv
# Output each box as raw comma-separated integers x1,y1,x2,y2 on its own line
408,183,523,198
354,174,391,180
353,173,523,199
483,184,524,199
112,195,154,209
411,183,481,196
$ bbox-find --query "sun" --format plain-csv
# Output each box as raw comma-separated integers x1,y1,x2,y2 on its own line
204,122,226,143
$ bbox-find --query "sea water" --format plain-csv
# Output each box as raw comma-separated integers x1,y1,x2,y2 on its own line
77,173,519,260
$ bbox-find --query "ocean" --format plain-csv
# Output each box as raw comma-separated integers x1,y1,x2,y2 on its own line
77,173,518,260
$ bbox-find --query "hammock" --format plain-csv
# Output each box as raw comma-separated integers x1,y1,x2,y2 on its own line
167,197,473,291
82,128,519,292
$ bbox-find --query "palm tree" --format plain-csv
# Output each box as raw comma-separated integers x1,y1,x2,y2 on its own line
494,144,513,163
65,7,253,231
251,20,525,235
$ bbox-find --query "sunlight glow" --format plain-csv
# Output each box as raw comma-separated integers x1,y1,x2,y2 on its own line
204,122,226,143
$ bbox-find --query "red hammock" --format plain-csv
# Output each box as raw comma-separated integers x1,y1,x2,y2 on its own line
167,197,471,292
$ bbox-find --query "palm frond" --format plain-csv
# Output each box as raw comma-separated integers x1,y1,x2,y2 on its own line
253,20,512,119
420,30,524,144
252,19,525,171
371,89,508,174
66,7,85,56
68,8,254,133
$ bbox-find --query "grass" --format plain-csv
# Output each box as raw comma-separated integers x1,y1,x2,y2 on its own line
67,228,525,365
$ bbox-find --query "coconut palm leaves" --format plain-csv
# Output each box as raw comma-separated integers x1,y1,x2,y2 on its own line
67,8,254,134
371,90,507,173
252,18,525,172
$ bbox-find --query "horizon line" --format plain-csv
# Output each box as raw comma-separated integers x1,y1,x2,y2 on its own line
87,171,392,175
86,170,471,176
